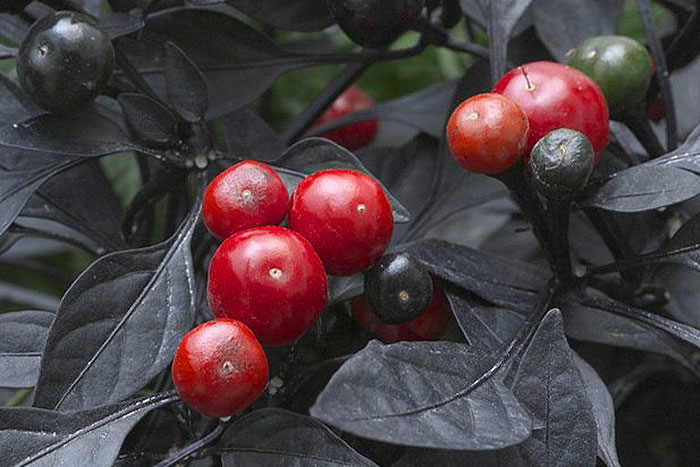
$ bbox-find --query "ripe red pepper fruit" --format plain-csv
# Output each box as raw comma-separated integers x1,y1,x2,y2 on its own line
351,277,451,344
202,161,288,241
207,226,328,346
171,318,269,418
446,93,530,174
313,85,378,151
493,61,609,160
288,169,394,276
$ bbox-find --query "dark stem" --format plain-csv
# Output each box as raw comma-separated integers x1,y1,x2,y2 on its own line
546,200,575,284
587,240,700,276
496,163,558,276
0,280,60,311
8,224,104,256
585,208,642,287
617,105,665,159
413,17,490,61
154,421,228,467
282,62,370,145
636,0,678,150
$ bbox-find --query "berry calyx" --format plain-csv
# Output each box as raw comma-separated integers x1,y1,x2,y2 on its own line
493,61,609,160
207,226,327,346
364,252,433,324
446,93,529,174
171,318,269,418
17,11,115,111
314,85,378,151
566,35,652,115
528,129,595,199
202,161,288,241
351,277,451,343
288,169,394,276
327,0,426,49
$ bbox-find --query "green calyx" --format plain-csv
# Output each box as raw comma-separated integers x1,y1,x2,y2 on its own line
567,35,652,115
528,129,595,200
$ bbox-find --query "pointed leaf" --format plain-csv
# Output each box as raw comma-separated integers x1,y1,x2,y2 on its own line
0,391,176,467
164,41,209,122
219,109,285,159
221,408,378,467
311,339,532,450
33,205,199,410
0,311,54,388
98,12,145,40
118,93,180,146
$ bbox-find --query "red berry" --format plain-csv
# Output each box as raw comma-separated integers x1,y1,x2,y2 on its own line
493,61,609,160
288,169,394,276
207,226,327,346
350,278,451,344
202,161,288,241
313,85,378,150
446,93,529,174
171,318,268,418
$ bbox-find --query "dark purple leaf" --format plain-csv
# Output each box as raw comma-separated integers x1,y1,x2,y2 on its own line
221,408,378,467
98,12,145,40
219,109,285,159
164,41,209,122
0,13,27,45
0,311,53,388
0,391,176,467
33,204,199,410
118,93,180,146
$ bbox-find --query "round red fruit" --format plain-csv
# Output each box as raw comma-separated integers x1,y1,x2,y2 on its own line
446,93,529,174
314,85,378,150
171,318,268,418
493,61,609,160
202,161,288,241
351,278,451,343
207,227,328,346
288,169,394,276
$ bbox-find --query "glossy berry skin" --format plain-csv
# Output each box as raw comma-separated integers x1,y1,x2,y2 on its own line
17,11,115,111
528,129,595,199
327,0,426,48
446,93,529,174
314,86,378,151
172,319,268,418
493,61,609,160
207,227,328,346
202,161,288,241
351,278,450,343
288,169,394,276
364,252,433,324
567,35,652,115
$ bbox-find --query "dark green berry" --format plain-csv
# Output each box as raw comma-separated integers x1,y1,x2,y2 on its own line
528,129,595,199
17,11,115,111
364,253,433,325
327,0,425,49
566,35,651,115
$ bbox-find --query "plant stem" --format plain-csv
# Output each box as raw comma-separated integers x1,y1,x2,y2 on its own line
413,17,490,61
0,280,60,311
546,200,574,284
282,62,369,145
617,105,665,159
636,0,678,151
154,421,228,467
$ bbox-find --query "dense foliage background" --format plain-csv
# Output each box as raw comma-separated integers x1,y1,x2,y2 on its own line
2,0,700,466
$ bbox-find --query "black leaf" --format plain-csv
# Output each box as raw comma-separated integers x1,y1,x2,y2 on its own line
19,159,127,254
328,274,364,305
584,165,700,212
0,391,176,467
533,0,623,61
219,109,285,159
651,121,700,173
220,0,333,32
399,238,548,311
164,42,209,123
32,202,200,411
118,93,180,146
0,110,149,157
0,311,54,388
220,408,378,466
0,13,27,45
659,212,700,271
474,0,535,81
98,12,145,40
311,80,459,141
310,338,532,450
271,138,411,223
573,353,621,467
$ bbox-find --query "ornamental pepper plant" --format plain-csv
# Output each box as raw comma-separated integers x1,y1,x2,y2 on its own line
2,1,700,467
